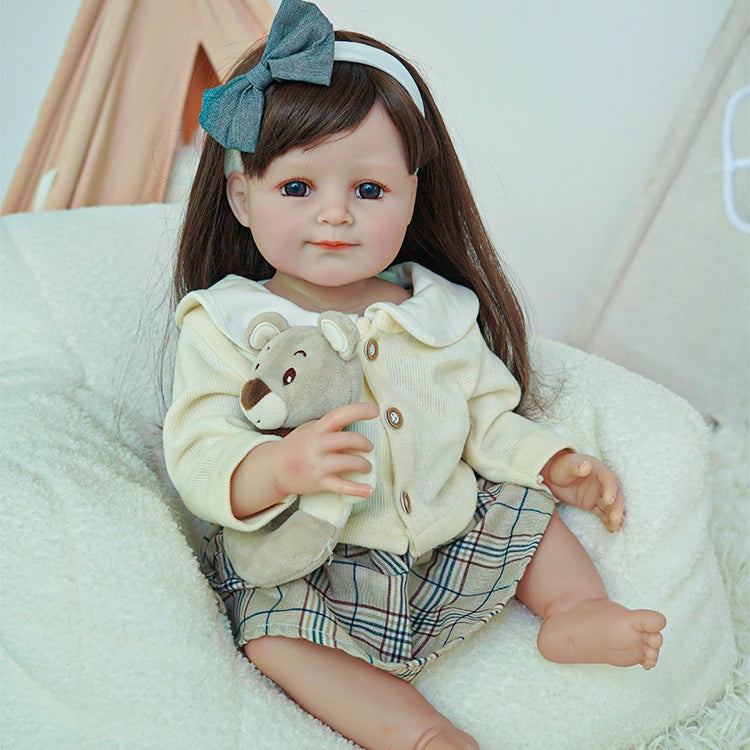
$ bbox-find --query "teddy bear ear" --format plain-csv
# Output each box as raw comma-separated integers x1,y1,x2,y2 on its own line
318,311,359,361
246,312,289,351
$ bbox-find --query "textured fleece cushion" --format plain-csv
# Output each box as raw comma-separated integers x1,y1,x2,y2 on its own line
0,204,736,749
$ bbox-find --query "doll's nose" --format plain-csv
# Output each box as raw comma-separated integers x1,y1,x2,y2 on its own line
316,195,353,226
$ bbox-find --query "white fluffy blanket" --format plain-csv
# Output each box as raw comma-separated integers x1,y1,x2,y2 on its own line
0,204,738,749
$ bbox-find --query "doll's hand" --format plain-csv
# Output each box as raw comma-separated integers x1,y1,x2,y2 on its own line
272,402,379,500
540,450,624,532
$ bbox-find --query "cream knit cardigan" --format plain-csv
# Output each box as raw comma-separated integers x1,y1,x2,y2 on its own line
163,263,571,557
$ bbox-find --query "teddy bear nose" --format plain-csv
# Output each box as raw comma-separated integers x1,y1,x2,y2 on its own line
241,378,271,410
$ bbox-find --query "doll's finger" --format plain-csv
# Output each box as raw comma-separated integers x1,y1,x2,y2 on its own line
607,488,625,529
586,489,618,530
599,471,620,506
551,452,590,482
608,503,625,532
573,455,593,477
592,506,606,523
601,485,623,512
600,502,624,531
324,477,374,498
321,402,379,432
325,453,373,478
597,487,617,512
325,431,373,454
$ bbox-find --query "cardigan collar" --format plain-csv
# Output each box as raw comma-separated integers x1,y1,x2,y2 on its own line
176,262,479,351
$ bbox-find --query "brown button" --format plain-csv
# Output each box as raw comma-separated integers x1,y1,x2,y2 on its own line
365,338,378,360
385,407,403,429
400,491,412,513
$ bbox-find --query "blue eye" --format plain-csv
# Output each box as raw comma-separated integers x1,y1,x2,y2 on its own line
281,181,310,197
356,182,384,200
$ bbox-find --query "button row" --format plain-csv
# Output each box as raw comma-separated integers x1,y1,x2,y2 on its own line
363,337,409,514
364,339,403,429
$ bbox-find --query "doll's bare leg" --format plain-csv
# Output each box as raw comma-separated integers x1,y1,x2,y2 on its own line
515,510,666,669
245,636,478,749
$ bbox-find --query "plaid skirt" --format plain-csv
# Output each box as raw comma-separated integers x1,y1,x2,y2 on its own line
203,480,553,681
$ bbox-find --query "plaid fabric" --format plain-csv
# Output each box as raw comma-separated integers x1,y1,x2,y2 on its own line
203,481,553,681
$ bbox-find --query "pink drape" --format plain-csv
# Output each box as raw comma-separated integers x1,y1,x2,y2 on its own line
2,0,273,215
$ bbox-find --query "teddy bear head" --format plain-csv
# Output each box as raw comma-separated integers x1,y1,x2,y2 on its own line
240,311,363,434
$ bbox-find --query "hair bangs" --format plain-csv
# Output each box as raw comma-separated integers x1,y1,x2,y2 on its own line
246,63,377,177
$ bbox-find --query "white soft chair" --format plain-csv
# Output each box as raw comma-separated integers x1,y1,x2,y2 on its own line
0,204,737,749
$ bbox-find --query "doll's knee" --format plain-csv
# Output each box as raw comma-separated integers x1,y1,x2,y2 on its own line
243,634,293,673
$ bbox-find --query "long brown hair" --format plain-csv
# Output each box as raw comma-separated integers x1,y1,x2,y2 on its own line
174,30,534,396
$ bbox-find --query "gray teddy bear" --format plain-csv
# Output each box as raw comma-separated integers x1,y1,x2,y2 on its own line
222,310,374,588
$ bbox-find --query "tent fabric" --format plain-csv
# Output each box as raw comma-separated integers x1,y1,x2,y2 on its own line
1,0,273,215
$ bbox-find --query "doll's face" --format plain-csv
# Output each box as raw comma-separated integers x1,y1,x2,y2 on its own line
227,102,418,301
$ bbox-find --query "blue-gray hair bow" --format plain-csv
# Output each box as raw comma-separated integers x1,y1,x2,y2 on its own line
199,0,334,152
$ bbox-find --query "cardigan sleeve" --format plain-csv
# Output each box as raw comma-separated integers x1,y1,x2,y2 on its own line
163,307,296,531
461,327,573,487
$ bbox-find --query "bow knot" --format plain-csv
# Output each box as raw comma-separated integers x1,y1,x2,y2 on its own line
199,0,334,153
245,64,274,92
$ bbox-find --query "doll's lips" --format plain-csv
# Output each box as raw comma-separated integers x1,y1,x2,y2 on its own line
312,241,356,249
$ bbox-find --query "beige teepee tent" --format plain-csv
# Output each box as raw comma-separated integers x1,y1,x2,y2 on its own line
2,0,273,215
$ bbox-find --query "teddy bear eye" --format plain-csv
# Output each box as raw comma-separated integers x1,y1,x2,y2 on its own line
283,367,296,385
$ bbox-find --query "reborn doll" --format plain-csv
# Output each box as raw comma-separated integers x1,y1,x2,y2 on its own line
224,310,372,587
163,1,667,748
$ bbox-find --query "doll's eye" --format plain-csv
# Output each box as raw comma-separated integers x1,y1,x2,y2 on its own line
281,181,310,197
283,368,296,385
356,182,384,200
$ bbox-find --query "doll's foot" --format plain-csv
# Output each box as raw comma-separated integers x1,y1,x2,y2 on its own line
537,599,666,669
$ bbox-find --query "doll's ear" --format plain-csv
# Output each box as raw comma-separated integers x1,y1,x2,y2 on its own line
246,312,289,351
318,312,359,361
226,171,251,227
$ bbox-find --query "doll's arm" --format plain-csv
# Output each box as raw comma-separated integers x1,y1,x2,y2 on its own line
223,406,376,587
460,331,622,531
230,402,378,520
163,310,296,531
540,450,625,532
462,326,573,487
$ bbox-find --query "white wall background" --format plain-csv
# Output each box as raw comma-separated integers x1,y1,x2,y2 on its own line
0,0,734,339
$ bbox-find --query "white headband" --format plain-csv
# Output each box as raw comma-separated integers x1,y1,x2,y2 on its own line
223,41,425,177
334,41,425,116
